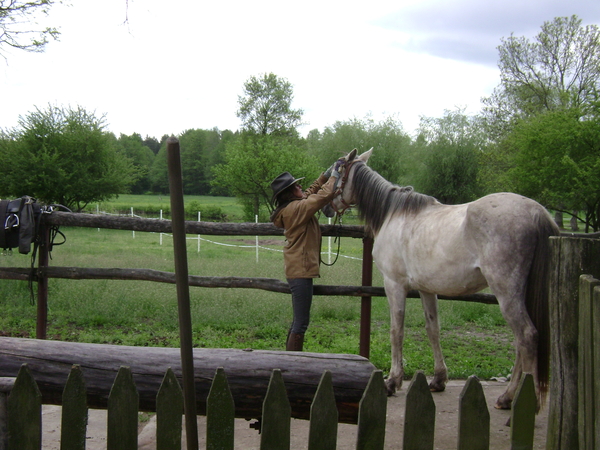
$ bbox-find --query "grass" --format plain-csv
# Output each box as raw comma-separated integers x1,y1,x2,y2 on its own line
0,195,516,382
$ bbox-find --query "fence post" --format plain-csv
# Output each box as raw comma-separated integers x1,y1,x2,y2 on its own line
167,136,199,450
36,222,50,339
360,237,374,358
547,237,600,450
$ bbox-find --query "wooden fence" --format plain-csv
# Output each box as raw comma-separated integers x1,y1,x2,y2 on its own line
1,363,539,450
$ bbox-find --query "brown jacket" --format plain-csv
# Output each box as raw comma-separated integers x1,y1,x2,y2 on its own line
271,174,336,279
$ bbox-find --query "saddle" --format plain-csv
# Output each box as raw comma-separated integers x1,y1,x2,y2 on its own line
0,196,42,254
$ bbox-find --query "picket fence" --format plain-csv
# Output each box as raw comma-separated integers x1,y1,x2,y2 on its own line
1,363,538,450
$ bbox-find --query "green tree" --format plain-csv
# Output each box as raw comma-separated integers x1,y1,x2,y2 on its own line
506,107,600,231
113,132,155,194
413,109,485,204
307,115,412,185
483,15,600,140
0,104,139,211
237,73,303,136
213,73,312,219
0,0,60,55
211,134,320,221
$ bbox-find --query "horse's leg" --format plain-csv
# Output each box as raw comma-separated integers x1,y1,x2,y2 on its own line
420,291,448,392
383,276,408,396
489,288,539,410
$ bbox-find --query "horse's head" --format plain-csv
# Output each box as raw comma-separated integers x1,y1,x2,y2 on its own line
327,148,372,216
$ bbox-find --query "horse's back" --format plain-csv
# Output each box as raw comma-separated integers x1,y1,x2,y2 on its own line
466,192,556,238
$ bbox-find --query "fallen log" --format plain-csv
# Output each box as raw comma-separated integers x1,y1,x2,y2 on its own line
0,337,376,424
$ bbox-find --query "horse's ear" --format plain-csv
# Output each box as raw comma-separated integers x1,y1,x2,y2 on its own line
347,148,357,161
358,148,373,163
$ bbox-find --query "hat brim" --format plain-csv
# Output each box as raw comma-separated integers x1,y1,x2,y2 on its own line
272,176,305,202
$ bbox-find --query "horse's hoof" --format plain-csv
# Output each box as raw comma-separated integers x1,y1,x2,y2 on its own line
385,378,399,396
495,396,512,410
429,382,446,392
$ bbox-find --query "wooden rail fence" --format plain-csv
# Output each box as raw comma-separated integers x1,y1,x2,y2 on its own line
0,364,538,450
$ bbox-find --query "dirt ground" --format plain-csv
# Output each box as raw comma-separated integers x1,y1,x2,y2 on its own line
42,378,548,449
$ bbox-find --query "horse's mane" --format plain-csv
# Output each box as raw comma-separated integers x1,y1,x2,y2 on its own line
351,162,436,234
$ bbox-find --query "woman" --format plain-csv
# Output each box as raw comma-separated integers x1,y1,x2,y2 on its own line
270,162,342,351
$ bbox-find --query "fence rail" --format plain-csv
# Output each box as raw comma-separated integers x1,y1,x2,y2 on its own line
1,363,538,450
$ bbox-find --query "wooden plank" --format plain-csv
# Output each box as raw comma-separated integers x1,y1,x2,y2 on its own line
356,370,387,450
0,337,375,424
7,364,41,450
308,370,338,450
594,285,600,447
511,373,536,450
579,275,600,450
457,376,489,450
260,369,291,450
403,371,435,450
156,367,184,450
547,237,600,450
43,210,367,238
60,365,88,450
107,366,139,450
207,367,235,450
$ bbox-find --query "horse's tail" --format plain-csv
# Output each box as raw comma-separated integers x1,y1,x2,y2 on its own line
526,212,560,407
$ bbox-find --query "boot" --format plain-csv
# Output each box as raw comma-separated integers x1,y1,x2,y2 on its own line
286,332,304,351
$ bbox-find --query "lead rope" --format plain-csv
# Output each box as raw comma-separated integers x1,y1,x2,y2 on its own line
320,213,343,266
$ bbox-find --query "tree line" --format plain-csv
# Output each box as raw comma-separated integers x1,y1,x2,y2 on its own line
1,15,599,230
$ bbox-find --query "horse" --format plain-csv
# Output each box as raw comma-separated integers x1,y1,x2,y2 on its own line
328,148,559,410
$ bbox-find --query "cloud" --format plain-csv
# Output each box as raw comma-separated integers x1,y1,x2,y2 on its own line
375,0,600,66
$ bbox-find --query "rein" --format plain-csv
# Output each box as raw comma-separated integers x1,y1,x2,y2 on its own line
320,158,357,266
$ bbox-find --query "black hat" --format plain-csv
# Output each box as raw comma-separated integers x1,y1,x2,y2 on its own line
270,172,305,202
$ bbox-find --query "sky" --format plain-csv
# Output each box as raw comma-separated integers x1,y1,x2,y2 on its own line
1,0,600,140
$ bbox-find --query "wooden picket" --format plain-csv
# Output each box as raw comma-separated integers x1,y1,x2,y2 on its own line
60,365,87,450
458,375,490,450
2,363,540,449
157,367,184,450
308,370,338,450
403,371,436,450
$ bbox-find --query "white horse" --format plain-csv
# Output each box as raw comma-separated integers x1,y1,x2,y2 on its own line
329,149,559,409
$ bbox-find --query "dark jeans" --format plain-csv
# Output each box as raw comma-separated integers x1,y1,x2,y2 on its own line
287,278,313,334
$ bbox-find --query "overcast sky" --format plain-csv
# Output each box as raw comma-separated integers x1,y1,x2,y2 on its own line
1,0,599,139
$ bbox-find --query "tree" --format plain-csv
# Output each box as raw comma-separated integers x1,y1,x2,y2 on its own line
483,15,600,140
211,134,320,221
0,0,59,55
506,106,600,231
237,73,303,136
413,108,485,204
307,115,412,185
0,104,139,211
113,132,155,194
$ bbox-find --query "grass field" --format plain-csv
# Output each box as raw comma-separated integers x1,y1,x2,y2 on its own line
0,194,516,381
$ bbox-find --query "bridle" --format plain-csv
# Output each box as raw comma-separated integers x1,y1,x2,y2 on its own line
329,159,357,216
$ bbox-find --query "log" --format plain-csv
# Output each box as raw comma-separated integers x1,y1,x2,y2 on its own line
0,337,376,424
43,211,367,238
0,266,499,303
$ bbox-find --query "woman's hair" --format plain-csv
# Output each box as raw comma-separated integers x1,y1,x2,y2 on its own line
274,184,297,208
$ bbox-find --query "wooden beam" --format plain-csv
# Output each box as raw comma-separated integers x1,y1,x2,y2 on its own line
0,337,376,424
